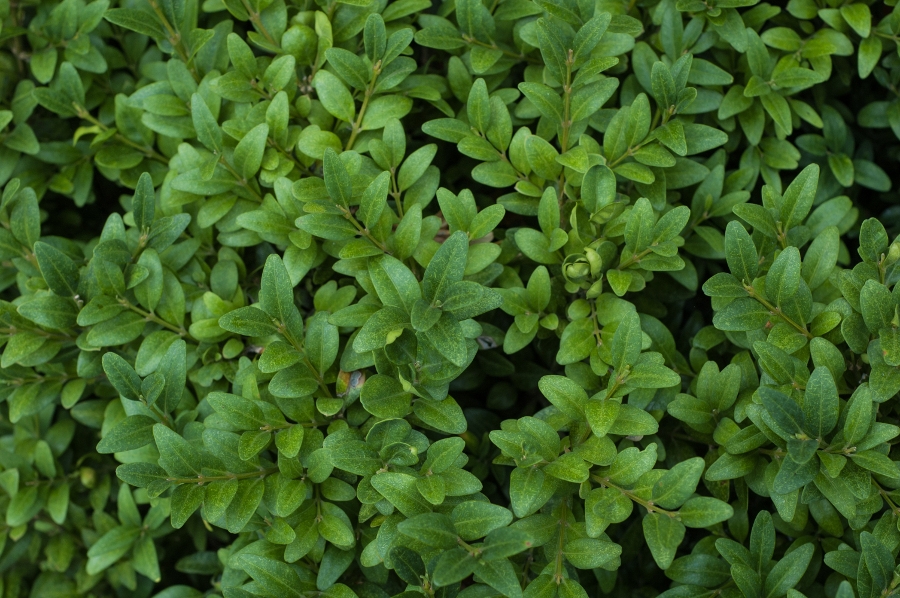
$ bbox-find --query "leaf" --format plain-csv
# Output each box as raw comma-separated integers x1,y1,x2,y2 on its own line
804,366,838,438
651,457,705,509
423,231,469,302
233,123,269,179
861,532,893,592
34,242,79,297
432,548,476,586
191,93,222,151
97,415,157,453
397,512,457,548
518,82,562,122
611,310,642,372
467,78,491,133
370,472,432,516
132,172,155,232
259,254,297,325
474,557,523,598
766,247,801,306
104,8,166,37
157,339,187,413
451,501,513,541
219,306,278,336
17,295,78,329
538,375,587,420
153,424,201,477
643,512,685,570
679,497,734,528
758,386,806,436
763,544,814,598
724,221,757,283
86,526,141,575
564,537,621,569
323,148,353,207
780,164,819,229
313,70,355,122
238,554,305,597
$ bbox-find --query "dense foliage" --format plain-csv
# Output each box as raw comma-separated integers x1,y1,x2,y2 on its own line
4,0,900,596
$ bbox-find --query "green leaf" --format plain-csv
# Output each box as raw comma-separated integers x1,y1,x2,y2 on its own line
651,457,704,509
538,375,587,420
233,123,269,179
97,415,157,454
758,386,806,436
86,526,141,575
322,148,353,207
34,242,79,297
765,247,801,306
191,93,222,151
370,472,432,516
804,366,838,438
844,386,873,445
861,532,893,593
413,395,467,434
611,310,642,372
432,548,476,586
313,70,355,122
423,231,468,302
132,172,155,232
157,339,187,413
398,512,458,548
467,78,491,133
219,306,278,337
360,374,411,418
259,254,297,325
153,424,201,477
780,164,819,229
642,512,685,570
17,295,78,329
518,82,562,122
763,544,813,598
724,221,757,283
238,554,305,598
608,404,659,436
474,558,523,598
451,501,512,541
679,497,734,528
840,3,871,38
564,537,621,569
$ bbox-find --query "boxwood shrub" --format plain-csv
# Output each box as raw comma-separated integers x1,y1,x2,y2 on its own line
2,0,900,596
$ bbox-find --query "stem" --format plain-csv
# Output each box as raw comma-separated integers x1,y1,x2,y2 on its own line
145,0,200,81
557,52,575,213
560,51,574,153
218,155,265,202
269,139,313,176
144,399,175,429
589,298,605,362
616,247,654,271
552,499,569,583
390,169,404,218
276,322,334,398
743,284,813,339
875,480,900,516
166,466,278,485
457,536,482,557
118,297,196,341
0,325,74,342
239,0,278,47
337,205,391,253
75,106,168,164
592,474,679,517
345,61,382,151
461,35,541,64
